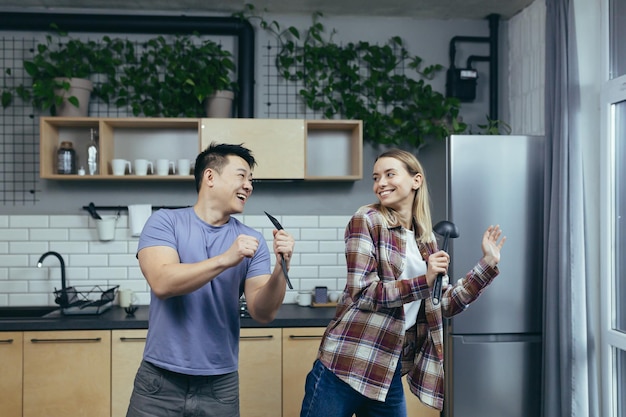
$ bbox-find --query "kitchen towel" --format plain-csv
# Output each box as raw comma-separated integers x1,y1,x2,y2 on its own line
128,204,152,237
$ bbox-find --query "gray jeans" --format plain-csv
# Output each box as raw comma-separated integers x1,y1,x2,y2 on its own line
126,360,240,417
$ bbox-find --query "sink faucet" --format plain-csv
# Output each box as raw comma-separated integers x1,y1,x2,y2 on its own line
37,251,69,307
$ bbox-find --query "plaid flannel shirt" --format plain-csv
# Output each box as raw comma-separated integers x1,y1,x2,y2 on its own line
317,205,499,410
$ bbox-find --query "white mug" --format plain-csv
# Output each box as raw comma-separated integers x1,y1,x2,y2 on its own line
156,159,175,176
177,158,192,176
111,159,131,176
118,289,138,308
134,159,154,176
295,291,312,307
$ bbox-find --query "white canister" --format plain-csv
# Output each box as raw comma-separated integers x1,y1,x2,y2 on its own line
95,216,117,241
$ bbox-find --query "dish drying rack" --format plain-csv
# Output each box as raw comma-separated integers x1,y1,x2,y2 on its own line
54,285,119,315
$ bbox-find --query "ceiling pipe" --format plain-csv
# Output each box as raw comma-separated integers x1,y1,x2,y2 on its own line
487,13,500,121
447,13,500,121
0,11,255,118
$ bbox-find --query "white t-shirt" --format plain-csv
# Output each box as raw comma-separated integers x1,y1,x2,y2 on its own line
400,229,427,330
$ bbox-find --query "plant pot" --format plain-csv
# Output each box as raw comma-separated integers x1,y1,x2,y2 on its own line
53,77,93,117
204,90,234,118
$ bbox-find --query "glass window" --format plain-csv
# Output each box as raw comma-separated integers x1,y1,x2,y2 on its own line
615,348,626,416
616,100,626,333
610,0,626,78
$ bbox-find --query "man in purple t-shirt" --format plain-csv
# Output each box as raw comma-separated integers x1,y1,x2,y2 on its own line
126,143,295,417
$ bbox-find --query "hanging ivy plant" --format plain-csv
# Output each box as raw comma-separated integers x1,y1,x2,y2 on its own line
236,5,467,148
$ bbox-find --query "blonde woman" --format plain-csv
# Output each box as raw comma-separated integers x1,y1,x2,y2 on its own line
300,149,506,417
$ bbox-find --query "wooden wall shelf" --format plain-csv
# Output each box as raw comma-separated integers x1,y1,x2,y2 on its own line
40,117,363,181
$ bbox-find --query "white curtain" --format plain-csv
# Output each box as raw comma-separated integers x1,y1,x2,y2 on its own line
542,0,599,416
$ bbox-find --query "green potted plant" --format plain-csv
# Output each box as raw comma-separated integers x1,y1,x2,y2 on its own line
114,33,237,117
2,25,121,116
237,6,467,148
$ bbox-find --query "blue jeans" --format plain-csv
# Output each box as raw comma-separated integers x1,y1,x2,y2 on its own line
300,359,407,417
126,360,240,417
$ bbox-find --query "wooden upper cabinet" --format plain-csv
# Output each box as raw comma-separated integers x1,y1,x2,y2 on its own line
201,118,306,180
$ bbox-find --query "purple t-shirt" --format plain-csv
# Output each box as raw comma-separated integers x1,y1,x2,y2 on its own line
138,207,270,375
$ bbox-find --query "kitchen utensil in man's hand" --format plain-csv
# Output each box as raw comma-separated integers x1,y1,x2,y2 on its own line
432,220,460,305
264,211,293,289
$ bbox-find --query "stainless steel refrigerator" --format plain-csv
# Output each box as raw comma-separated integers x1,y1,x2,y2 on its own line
420,134,544,417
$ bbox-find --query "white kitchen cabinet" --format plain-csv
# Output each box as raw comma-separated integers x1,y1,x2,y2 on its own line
239,328,282,417
111,329,148,417
40,117,362,181
22,330,111,417
0,332,23,417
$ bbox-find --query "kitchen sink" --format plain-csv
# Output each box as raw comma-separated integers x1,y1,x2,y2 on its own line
0,306,60,319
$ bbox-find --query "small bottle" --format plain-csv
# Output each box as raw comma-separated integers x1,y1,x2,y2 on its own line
87,128,99,175
57,141,77,175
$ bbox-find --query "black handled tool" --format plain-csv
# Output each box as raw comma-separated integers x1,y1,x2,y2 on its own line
432,220,460,305
87,202,102,220
264,211,293,289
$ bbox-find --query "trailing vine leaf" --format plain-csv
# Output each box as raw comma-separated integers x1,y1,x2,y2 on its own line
236,4,468,148
473,115,512,135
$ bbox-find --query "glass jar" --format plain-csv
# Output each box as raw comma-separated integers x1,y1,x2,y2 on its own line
57,141,77,174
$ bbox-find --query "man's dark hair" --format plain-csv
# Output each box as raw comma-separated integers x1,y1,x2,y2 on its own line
194,142,256,192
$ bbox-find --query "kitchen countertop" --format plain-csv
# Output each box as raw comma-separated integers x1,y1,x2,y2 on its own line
0,304,337,331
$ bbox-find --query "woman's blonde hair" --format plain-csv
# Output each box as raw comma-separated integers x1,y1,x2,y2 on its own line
372,148,434,244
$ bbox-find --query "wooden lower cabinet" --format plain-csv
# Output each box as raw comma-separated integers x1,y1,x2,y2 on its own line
281,327,438,417
239,328,282,417
403,378,441,417
110,328,285,417
0,332,23,417
282,327,325,417
3,326,440,417
22,330,111,417
111,329,148,417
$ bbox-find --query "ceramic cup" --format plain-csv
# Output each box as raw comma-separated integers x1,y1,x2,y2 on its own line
95,216,117,241
134,159,154,176
177,158,192,176
156,159,175,176
111,159,131,176
295,291,312,307
328,291,341,303
118,289,138,308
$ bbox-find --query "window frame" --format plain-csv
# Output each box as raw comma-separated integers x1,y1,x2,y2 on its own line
600,1,626,410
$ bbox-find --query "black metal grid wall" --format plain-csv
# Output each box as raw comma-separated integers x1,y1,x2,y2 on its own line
261,39,316,119
1,36,40,205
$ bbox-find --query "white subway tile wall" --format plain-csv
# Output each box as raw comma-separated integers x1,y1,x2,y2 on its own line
0,214,352,307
